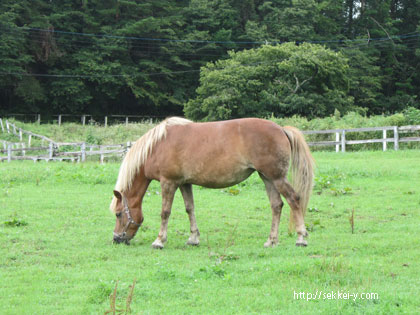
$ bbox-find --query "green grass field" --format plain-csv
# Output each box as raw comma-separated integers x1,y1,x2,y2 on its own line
1,150,419,314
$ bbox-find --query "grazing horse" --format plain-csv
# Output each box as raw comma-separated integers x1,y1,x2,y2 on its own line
110,117,314,248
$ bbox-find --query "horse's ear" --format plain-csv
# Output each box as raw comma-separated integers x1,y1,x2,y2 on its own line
113,190,122,200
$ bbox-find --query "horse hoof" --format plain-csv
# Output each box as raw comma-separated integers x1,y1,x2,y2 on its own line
264,240,278,248
151,241,164,249
295,240,308,247
186,239,200,246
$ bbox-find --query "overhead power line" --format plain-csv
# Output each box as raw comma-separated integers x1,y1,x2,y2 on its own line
6,26,266,45
1,36,418,79
0,69,203,78
0,25,418,79
1,25,419,46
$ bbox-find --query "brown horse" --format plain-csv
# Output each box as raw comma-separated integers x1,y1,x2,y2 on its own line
110,117,314,248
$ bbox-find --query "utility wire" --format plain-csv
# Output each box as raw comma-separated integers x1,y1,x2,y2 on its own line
1,27,235,58
0,25,418,79
0,25,267,45
1,38,418,79
0,69,203,78
1,25,419,45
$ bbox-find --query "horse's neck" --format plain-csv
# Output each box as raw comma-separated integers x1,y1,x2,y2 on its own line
125,167,150,207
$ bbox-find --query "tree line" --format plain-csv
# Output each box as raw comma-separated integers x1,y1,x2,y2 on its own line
0,0,419,120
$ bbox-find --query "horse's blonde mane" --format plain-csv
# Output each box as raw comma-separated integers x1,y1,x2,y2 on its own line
110,117,192,212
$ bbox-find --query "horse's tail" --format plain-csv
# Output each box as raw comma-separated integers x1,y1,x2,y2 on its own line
282,126,315,232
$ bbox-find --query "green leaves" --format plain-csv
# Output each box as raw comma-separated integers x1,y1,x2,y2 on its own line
0,0,420,117
4,216,28,227
185,43,353,120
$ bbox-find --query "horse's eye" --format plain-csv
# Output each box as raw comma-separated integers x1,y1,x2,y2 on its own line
116,212,122,218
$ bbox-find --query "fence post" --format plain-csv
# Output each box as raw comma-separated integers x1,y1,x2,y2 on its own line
12,123,17,135
37,114,41,124
82,115,86,126
394,126,399,150
383,129,387,151
58,115,62,126
22,143,26,156
7,144,11,162
341,130,346,152
49,142,54,159
0,118,4,132
104,116,108,127
6,120,10,133
81,142,86,162
125,116,129,126
28,134,32,148
19,128,23,141
100,145,104,164
335,132,340,153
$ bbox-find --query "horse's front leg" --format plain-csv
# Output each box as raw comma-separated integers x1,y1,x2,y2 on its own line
180,184,200,246
152,180,177,249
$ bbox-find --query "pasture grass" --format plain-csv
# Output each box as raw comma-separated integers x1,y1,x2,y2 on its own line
0,150,419,314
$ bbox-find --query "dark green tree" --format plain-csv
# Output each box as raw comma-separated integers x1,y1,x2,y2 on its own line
1,0,419,117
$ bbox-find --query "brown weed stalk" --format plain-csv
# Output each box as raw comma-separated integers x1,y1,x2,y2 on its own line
206,222,239,263
125,278,136,313
104,279,137,315
349,208,355,234
104,281,118,315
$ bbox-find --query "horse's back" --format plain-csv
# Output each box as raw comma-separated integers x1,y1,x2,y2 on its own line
171,118,289,160
145,118,291,186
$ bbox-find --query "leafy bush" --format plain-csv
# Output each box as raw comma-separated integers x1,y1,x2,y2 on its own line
185,43,353,121
403,107,420,125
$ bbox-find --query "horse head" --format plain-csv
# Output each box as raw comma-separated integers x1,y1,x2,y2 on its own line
112,190,143,245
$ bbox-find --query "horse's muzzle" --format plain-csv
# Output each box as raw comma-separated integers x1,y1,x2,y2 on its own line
113,233,130,245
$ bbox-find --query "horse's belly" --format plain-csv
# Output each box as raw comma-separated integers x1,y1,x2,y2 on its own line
186,166,254,189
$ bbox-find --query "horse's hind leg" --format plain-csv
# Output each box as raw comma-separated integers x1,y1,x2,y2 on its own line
152,180,178,249
180,184,200,246
273,179,308,246
260,177,284,247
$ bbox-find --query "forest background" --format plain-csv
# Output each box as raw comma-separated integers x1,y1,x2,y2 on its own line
1,0,420,120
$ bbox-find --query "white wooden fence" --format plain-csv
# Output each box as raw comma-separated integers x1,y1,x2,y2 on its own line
2,114,162,126
0,141,130,163
302,125,420,152
1,118,419,163
0,118,130,163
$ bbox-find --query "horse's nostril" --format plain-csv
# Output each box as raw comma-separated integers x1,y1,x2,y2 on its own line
113,236,123,244
113,236,130,245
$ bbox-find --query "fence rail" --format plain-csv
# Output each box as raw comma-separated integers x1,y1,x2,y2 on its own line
1,113,164,126
302,125,420,152
1,117,419,163
0,142,130,163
